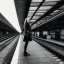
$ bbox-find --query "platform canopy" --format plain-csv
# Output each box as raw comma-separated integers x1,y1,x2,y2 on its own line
14,0,31,30
14,0,64,30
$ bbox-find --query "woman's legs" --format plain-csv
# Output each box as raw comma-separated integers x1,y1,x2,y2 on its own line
24,41,29,53
23,41,30,56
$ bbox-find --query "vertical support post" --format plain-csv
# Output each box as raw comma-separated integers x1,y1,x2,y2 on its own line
55,29,60,40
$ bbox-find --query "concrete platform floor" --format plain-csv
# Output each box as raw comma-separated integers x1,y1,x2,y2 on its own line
11,35,64,64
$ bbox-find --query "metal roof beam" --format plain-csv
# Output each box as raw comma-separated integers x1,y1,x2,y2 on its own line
30,0,45,20
25,0,32,18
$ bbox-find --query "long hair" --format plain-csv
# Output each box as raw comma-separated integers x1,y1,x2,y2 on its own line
23,18,27,29
23,18,29,35
23,18,29,29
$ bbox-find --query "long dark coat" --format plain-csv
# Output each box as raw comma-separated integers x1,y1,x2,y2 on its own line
23,22,32,42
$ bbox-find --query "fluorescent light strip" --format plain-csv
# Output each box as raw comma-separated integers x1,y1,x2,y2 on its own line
30,20,36,22
42,1,57,6
37,11,47,13
33,16,41,19
32,0,42,2
29,11,35,13
30,2,40,6
29,7,38,10
39,6,52,10
35,13,44,15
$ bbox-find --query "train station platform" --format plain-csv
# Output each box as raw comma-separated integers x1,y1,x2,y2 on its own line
11,35,64,64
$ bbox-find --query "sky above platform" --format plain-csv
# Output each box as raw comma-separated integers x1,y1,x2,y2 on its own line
0,0,21,33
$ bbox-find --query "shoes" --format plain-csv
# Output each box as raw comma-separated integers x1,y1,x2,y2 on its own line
23,52,30,56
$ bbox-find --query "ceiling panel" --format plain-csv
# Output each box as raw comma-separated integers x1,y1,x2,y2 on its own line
42,1,57,6
37,10,47,13
30,20,36,22
32,16,41,19
30,2,40,6
27,0,62,28
35,13,44,15
28,12,34,16
38,6,52,10
29,7,38,10
29,11,35,13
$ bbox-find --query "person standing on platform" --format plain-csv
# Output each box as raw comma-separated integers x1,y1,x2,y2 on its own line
23,18,32,56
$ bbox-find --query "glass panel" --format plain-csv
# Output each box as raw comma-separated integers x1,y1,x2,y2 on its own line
38,6,52,10
29,7,37,10
30,2,40,6
35,13,44,15
28,14,33,16
28,13,34,16
29,11,35,13
30,20,36,22
42,1,57,6
32,16,40,19
32,0,42,2
37,10,47,13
